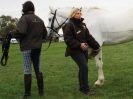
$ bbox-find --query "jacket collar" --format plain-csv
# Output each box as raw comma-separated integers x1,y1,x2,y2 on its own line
22,11,34,15
70,17,84,25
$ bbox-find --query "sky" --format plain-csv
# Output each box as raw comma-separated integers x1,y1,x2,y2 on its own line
0,0,133,25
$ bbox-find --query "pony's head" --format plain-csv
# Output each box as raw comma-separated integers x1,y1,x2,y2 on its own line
46,7,91,40
47,7,70,39
47,7,83,40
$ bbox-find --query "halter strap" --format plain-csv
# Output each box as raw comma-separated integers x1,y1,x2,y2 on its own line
46,9,68,50
47,9,68,34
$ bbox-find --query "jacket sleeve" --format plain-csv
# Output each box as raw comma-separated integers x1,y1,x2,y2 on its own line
42,23,48,40
86,28,100,50
12,30,25,39
17,16,28,35
11,16,27,40
62,22,81,49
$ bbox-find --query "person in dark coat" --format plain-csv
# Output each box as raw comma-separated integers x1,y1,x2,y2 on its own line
14,1,47,98
62,8,100,95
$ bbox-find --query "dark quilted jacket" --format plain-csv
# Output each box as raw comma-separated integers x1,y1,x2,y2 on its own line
16,11,47,51
62,18,100,57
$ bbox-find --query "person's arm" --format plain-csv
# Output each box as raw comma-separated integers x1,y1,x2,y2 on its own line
62,22,81,49
12,30,25,39
17,16,28,34
86,27,100,56
86,28,100,50
12,16,27,39
42,23,48,40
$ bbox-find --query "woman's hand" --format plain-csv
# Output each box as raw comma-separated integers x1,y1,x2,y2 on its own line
80,43,88,51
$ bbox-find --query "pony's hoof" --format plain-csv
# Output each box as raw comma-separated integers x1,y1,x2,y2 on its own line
94,80,104,86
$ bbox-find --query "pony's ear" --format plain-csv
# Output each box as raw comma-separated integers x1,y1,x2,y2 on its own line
49,6,53,12
80,7,82,11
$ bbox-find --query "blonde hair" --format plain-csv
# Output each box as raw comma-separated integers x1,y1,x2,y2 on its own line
69,8,81,18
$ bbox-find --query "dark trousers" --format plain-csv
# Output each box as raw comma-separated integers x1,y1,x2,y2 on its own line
31,49,41,74
22,48,41,74
31,49,44,95
23,48,44,96
71,53,89,91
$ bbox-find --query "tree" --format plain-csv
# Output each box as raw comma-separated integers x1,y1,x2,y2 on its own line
0,15,18,37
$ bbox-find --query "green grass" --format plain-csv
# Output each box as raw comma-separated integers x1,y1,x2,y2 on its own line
0,42,133,99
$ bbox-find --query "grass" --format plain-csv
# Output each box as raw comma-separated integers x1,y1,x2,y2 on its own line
0,42,133,99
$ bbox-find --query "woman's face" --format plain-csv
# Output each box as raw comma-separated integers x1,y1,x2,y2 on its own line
73,10,82,19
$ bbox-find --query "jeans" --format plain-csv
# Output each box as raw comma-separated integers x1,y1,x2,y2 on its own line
71,53,89,91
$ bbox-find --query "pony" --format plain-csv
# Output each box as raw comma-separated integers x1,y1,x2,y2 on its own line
47,7,133,86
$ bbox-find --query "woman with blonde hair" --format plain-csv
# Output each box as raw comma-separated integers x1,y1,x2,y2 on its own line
69,8,82,18
63,8,100,95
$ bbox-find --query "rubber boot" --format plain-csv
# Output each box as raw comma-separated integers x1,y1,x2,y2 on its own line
23,74,31,99
36,72,44,96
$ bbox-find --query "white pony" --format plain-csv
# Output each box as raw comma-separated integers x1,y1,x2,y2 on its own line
47,7,133,86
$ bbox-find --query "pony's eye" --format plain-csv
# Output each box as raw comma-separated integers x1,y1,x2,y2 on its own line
49,18,52,22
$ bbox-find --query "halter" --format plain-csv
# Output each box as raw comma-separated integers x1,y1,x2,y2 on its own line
45,9,68,50
47,9,68,34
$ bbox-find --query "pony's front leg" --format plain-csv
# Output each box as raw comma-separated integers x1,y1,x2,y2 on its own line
94,49,104,86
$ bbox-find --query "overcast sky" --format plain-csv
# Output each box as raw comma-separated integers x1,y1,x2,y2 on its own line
0,0,133,25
